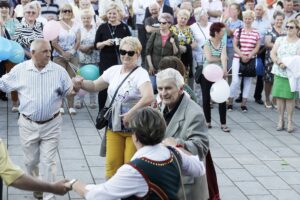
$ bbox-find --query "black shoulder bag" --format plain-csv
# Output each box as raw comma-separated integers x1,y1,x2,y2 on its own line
238,28,256,77
95,67,138,129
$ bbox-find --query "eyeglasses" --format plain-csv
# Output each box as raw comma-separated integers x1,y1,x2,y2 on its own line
159,21,168,25
119,49,135,57
25,11,36,15
62,10,72,13
286,25,295,30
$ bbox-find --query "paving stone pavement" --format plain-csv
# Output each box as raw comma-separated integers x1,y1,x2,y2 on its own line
1,89,300,200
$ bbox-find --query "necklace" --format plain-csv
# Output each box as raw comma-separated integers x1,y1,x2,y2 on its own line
108,23,118,37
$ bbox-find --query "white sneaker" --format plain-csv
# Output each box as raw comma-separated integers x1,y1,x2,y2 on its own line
11,106,19,112
69,107,77,115
59,108,65,114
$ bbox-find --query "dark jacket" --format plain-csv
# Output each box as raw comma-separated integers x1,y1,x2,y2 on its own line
145,32,180,71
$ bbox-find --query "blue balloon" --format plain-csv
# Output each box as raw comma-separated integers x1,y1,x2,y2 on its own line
8,41,25,64
0,37,12,60
79,64,100,80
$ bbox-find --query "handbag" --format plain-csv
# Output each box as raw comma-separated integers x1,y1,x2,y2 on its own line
95,67,138,129
256,57,265,76
239,58,256,77
237,28,256,77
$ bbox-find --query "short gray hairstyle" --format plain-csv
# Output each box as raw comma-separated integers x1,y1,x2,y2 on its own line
30,39,50,51
23,3,38,14
194,7,207,21
156,68,184,89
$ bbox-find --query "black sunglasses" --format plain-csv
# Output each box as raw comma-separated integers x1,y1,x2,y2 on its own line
119,49,135,57
286,25,295,30
62,10,72,13
159,21,168,25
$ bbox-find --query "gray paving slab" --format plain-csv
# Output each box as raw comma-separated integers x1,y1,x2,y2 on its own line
1,82,300,200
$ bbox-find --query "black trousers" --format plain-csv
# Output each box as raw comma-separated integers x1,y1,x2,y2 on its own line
254,47,266,101
0,61,6,96
98,89,107,112
200,75,227,124
136,24,147,66
0,177,3,200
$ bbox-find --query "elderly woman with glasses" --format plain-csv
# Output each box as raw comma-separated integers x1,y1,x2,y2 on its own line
69,107,205,199
13,3,44,59
270,19,300,133
73,36,154,179
145,12,180,92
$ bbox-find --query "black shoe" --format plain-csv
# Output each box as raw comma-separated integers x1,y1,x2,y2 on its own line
241,106,248,112
227,105,233,111
255,99,264,105
0,95,8,101
235,97,242,103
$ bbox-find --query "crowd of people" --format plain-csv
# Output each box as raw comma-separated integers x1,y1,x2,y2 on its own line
1,0,300,199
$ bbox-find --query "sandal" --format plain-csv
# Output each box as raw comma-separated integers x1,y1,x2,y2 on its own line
221,125,230,132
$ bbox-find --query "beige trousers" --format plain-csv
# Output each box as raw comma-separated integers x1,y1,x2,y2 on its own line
18,114,62,199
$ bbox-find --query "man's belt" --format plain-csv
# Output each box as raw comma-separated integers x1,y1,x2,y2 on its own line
22,112,60,124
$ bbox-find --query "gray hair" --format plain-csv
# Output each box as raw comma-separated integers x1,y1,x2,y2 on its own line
273,10,285,19
156,68,185,89
158,13,174,24
23,3,38,14
194,7,207,21
30,39,50,52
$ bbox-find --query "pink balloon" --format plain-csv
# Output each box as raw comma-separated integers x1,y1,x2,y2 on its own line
43,20,61,41
77,89,87,97
203,64,224,82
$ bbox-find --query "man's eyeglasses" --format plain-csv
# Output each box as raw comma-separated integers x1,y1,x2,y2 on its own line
286,25,295,30
119,49,136,57
159,21,168,25
62,10,72,13
25,11,36,15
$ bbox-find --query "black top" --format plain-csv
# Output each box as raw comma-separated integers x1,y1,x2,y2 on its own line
94,22,131,70
163,94,184,125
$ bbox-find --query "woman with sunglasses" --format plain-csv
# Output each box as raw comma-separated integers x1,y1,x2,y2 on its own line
73,36,154,179
52,3,81,115
94,2,131,114
145,13,180,92
270,19,300,133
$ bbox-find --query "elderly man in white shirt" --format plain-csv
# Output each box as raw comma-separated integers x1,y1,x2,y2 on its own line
0,39,74,200
68,107,205,200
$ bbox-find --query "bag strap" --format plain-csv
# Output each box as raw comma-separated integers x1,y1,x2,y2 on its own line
237,28,242,49
108,67,139,108
168,147,187,200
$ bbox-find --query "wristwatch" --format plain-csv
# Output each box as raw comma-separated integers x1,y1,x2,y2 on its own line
69,179,78,190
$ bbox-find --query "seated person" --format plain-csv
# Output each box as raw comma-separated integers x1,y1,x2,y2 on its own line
69,107,206,200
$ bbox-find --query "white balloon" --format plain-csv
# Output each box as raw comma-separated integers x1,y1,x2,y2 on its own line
210,79,230,103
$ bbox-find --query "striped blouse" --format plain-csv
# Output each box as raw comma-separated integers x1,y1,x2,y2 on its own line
13,20,44,49
233,28,260,58
0,60,72,121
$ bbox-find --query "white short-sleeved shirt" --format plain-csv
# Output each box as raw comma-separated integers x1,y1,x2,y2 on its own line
102,65,150,103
